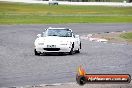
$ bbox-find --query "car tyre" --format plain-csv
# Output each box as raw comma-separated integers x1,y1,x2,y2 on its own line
80,42,81,49
76,48,80,53
69,44,74,55
34,49,40,56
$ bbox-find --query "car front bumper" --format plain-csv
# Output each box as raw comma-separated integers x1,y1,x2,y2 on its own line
35,44,72,53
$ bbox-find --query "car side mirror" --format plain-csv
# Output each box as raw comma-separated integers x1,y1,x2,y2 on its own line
37,34,41,38
75,35,79,38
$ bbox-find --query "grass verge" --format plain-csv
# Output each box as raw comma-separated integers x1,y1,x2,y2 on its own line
120,32,132,42
92,32,132,44
0,1,132,24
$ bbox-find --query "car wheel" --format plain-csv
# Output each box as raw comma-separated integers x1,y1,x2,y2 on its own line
76,48,80,53
69,44,74,55
80,42,81,49
34,49,40,56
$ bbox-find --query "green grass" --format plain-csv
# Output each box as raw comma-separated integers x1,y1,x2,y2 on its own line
120,32,132,40
120,32,132,43
0,1,132,24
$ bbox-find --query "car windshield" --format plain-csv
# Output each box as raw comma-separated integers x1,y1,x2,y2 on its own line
47,29,72,37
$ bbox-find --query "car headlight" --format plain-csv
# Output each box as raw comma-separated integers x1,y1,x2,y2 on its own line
38,43,44,45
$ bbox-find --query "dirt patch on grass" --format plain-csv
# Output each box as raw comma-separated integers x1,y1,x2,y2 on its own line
92,31,132,45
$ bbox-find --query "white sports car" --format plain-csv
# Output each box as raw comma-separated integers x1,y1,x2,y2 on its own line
34,27,81,55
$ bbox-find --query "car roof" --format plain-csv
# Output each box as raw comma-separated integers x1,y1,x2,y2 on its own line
47,27,70,30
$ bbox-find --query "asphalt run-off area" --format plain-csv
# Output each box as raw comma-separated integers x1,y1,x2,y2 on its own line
0,23,132,87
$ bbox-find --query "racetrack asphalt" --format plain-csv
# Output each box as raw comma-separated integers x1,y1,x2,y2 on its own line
0,23,132,87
